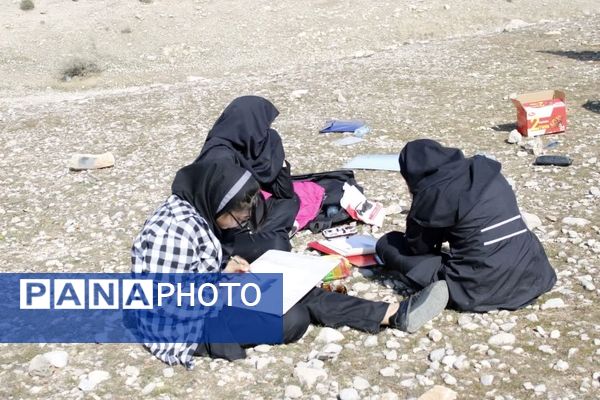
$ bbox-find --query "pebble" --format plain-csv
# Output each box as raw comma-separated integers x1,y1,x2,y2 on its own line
254,344,272,353
363,335,378,347
285,385,303,399
561,217,590,227
386,350,398,361
316,327,345,343
141,383,156,395
417,385,458,400
317,343,343,360
488,333,516,346
294,367,328,387
125,366,140,376
538,345,556,354
428,329,443,342
290,89,308,99
386,339,401,349
28,354,52,377
352,376,370,390
507,129,522,144
503,19,530,32
379,367,395,377
480,374,494,386
43,350,69,369
78,370,110,392
521,212,542,231
443,374,457,386
381,393,400,400
339,388,360,400
541,298,566,310
429,348,446,362
590,187,600,197
550,330,561,339
163,367,174,378
553,360,569,371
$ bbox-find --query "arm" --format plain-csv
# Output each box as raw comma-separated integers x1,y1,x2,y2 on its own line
405,217,444,255
262,160,294,199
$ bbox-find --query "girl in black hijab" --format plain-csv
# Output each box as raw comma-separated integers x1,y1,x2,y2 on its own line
195,96,299,262
132,159,450,367
376,139,557,312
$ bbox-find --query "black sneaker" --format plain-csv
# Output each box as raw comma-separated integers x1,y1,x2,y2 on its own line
390,280,449,333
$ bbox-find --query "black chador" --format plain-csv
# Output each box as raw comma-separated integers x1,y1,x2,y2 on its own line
376,139,556,312
195,96,299,262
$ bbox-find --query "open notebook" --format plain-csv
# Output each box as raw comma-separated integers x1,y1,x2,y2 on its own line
250,250,340,314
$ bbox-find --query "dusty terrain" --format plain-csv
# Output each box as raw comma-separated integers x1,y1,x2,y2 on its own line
1,0,600,399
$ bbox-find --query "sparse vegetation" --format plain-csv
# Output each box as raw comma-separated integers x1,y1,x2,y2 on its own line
61,60,101,81
19,0,35,11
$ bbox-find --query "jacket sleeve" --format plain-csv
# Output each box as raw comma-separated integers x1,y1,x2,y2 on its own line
405,217,444,255
262,160,294,199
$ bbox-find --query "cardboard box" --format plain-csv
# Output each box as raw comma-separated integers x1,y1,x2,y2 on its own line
512,90,566,137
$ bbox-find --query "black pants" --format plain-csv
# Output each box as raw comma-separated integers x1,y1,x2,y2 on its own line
222,196,300,263
195,287,389,360
376,231,443,289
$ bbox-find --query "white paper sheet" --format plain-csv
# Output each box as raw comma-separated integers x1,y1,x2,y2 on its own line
250,250,340,314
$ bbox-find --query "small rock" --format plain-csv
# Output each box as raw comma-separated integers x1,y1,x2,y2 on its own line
521,212,542,230
141,383,156,395
28,354,52,377
363,335,378,347
379,367,395,377
317,343,343,360
488,333,516,346
381,393,399,400
163,367,174,378
78,370,110,392
43,351,68,368
443,374,457,386
285,385,303,399
480,374,494,386
385,350,398,361
125,366,140,377
561,217,590,227
590,187,600,197
315,327,344,343
541,298,566,310
290,89,308,100
428,329,443,342
553,360,569,371
534,384,547,394
539,345,556,354
550,330,561,339
294,367,327,387
429,348,446,362
503,19,530,32
339,388,360,400
417,385,458,400
254,344,271,353
507,129,522,144
352,376,370,391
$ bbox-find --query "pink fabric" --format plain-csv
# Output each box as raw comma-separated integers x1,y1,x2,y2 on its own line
261,181,325,230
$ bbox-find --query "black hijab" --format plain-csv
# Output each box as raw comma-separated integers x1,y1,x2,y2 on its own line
195,96,285,185
399,139,501,227
171,160,259,237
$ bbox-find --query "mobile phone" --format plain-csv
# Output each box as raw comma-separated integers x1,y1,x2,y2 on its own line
322,224,358,239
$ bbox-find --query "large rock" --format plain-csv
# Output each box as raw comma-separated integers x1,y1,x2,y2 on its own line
541,298,566,310
561,217,590,227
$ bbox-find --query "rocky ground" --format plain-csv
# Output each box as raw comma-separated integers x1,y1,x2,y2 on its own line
1,0,600,399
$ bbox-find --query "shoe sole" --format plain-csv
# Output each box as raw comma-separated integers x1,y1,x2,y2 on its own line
405,280,449,333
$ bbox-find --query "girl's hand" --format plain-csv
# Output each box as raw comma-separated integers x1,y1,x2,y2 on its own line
224,256,251,273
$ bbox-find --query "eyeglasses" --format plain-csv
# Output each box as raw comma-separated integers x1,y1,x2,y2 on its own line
228,211,251,233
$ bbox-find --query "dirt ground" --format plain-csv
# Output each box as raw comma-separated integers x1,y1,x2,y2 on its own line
1,0,600,399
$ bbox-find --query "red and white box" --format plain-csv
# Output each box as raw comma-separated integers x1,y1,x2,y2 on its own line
511,90,567,137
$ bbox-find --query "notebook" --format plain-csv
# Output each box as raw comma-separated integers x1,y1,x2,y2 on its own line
316,234,377,256
249,250,340,314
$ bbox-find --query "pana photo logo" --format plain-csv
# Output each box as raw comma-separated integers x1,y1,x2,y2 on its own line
19,278,262,310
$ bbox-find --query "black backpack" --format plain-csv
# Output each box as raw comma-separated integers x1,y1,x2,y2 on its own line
292,170,364,233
